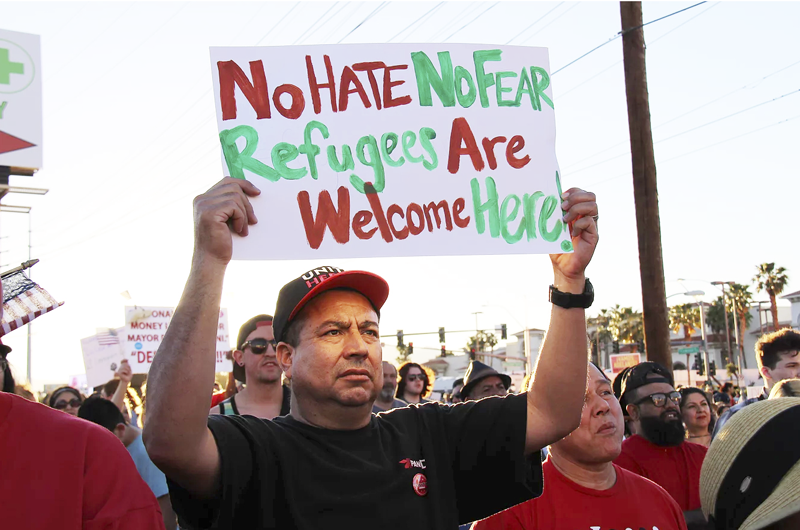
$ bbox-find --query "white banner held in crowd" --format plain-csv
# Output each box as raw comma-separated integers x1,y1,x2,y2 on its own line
80,327,125,388
209,43,571,260
124,306,231,374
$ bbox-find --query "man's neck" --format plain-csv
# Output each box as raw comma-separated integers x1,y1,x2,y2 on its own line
290,393,372,430
403,391,422,403
238,378,283,405
549,450,616,491
373,395,395,410
686,425,710,438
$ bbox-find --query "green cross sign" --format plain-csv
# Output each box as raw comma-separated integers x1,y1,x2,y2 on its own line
0,48,24,85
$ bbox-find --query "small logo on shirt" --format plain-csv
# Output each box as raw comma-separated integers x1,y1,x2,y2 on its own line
413,473,427,496
399,458,426,469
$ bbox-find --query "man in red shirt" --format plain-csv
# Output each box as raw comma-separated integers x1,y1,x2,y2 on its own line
0,276,165,529
473,363,686,530
614,362,708,529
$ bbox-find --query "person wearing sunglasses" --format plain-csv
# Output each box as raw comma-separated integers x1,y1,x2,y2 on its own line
211,314,290,419
48,386,84,417
614,362,709,530
396,362,434,404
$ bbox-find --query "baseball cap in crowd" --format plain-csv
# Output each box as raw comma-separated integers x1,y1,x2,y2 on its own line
460,361,511,399
700,398,800,530
232,314,274,383
272,266,390,344
615,362,674,408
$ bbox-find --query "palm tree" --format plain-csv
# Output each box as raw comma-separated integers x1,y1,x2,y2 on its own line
609,305,644,352
706,296,734,364
668,304,701,340
465,330,498,355
588,309,613,365
396,344,411,365
727,283,754,369
753,263,790,331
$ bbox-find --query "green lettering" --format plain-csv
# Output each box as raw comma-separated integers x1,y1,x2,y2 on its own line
454,66,476,107
351,135,385,194
470,177,500,238
539,195,562,242
530,66,554,110
271,142,307,181
401,131,425,164
298,120,329,180
327,144,355,172
473,49,502,108
418,127,438,171
219,125,279,182
495,71,518,107
380,132,405,168
411,51,455,107
500,194,525,243
523,191,544,241
514,68,535,108
0,101,7,119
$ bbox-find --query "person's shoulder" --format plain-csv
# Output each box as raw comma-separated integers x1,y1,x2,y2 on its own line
615,464,670,493
681,440,708,456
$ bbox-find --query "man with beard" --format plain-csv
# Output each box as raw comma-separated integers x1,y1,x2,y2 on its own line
614,362,708,529
473,363,686,530
372,361,407,413
210,315,290,418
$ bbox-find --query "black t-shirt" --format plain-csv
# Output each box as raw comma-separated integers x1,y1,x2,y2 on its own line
168,393,542,529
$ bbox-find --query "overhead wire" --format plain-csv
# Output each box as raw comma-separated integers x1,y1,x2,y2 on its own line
505,2,565,45
389,2,445,42
443,2,499,42
337,1,390,43
292,2,340,45
516,2,580,45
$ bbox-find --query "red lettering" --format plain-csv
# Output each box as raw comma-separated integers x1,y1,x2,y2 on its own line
481,136,507,170
364,183,393,243
272,84,305,119
447,117,484,174
506,135,530,169
338,66,372,111
453,198,470,228
387,204,409,240
353,210,377,240
297,187,351,249
218,60,271,121
306,55,337,114
352,62,387,110
423,201,453,232
406,203,425,236
383,64,412,109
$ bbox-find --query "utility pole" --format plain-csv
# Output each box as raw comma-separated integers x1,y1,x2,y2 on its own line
620,2,672,372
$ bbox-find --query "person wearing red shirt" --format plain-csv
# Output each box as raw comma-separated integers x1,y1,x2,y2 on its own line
613,362,708,529
473,363,686,530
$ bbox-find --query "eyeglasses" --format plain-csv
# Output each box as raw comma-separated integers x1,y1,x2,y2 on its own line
242,338,278,354
634,391,682,408
53,398,82,410
406,374,425,382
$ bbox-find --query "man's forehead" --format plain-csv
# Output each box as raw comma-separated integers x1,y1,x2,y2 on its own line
303,289,380,322
779,350,800,361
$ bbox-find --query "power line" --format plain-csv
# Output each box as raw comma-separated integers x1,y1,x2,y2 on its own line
443,2,499,42
505,2,565,45
337,1,390,43
517,2,580,45
390,2,445,42
293,2,341,45
552,1,707,76
254,3,301,45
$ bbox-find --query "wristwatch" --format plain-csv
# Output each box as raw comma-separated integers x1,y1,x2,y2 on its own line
549,278,594,309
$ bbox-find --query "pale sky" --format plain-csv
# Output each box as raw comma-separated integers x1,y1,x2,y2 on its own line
1,1,797,389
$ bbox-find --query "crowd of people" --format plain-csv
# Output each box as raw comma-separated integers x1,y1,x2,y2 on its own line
1,177,799,530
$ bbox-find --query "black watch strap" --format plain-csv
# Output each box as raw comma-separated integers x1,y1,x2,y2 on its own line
549,278,594,309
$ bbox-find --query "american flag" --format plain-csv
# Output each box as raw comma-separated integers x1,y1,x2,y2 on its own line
1,267,63,337
96,328,120,346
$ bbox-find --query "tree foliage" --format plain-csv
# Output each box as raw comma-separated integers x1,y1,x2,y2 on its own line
668,304,701,340
753,262,789,331
465,330,498,353
396,344,411,365
608,305,644,351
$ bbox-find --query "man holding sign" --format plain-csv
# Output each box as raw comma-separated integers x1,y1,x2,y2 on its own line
144,176,598,529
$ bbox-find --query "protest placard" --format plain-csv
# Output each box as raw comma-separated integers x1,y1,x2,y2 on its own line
124,306,231,374
80,328,125,388
610,353,641,374
209,44,570,260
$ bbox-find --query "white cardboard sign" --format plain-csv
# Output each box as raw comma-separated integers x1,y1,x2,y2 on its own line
0,28,42,169
209,44,571,260
124,306,231,374
80,328,125,388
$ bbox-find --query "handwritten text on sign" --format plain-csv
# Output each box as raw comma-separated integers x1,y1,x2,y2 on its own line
210,44,571,260
125,306,231,374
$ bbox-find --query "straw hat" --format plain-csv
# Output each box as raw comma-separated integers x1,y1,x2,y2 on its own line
700,397,800,530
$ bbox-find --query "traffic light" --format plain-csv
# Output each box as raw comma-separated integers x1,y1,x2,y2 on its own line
693,353,702,371
397,330,404,348
613,341,620,353
500,324,507,340
469,347,476,360
408,342,414,355
709,360,717,377
439,327,445,343
440,345,446,357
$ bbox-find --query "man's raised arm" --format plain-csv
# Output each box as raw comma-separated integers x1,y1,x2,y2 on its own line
143,178,260,498
525,188,598,454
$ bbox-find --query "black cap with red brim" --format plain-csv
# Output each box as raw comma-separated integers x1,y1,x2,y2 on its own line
273,266,389,344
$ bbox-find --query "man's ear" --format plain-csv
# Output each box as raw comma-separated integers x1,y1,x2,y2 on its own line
232,349,245,367
113,423,126,442
626,403,640,421
760,365,772,380
276,343,294,379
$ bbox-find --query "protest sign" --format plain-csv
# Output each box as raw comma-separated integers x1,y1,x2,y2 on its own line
610,353,641,374
124,306,231,374
0,28,42,169
209,44,570,260
80,328,125,388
